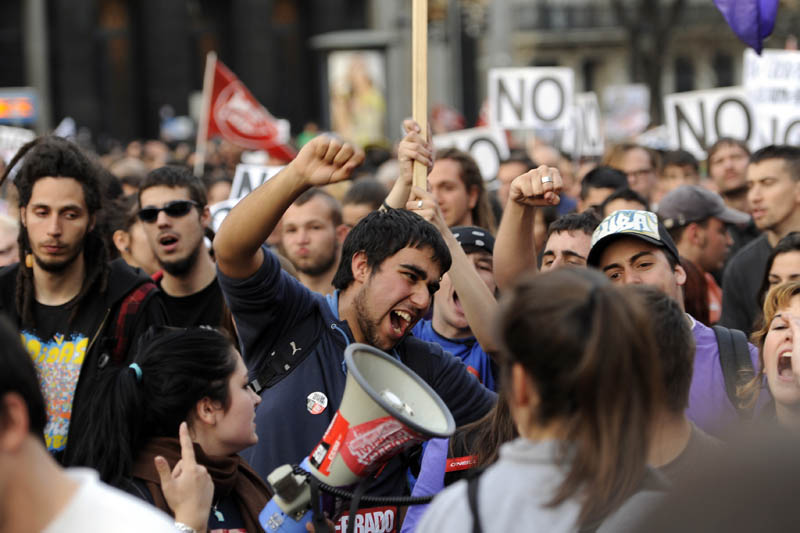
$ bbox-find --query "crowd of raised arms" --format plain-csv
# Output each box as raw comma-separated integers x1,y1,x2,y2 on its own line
2,124,800,533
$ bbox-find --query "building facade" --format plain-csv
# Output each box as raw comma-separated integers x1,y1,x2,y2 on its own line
1,0,798,146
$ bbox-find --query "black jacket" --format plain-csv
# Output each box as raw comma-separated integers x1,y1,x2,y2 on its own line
719,234,771,336
0,258,167,463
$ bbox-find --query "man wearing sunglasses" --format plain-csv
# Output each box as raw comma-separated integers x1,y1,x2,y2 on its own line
138,166,225,330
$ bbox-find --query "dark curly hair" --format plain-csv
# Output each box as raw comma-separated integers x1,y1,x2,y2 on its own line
0,136,109,328
331,208,451,290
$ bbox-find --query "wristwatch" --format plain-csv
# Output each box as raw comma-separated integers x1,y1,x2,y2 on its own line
174,522,199,533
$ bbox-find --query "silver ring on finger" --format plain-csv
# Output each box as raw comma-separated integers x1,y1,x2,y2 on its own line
417,200,424,208
541,176,553,184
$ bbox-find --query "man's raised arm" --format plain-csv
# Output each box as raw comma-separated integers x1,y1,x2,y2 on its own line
493,166,562,291
214,136,364,279
407,186,500,354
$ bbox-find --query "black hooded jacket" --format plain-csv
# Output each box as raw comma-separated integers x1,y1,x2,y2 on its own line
0,258,166,463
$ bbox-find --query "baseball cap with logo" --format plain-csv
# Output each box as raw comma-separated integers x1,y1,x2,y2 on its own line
587,210,680,267
657,185,750,230
451,226,494,255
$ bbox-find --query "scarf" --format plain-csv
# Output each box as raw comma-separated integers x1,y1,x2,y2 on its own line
131,437,272,532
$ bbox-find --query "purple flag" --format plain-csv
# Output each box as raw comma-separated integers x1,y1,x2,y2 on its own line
713,0,779,54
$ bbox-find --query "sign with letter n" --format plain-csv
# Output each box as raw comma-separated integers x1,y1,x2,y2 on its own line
560,92,605,158
488,68,574,131
663,87,753,160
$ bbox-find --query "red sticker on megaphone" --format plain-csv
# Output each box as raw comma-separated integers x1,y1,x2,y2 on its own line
339,416,424,477
310,411,350,476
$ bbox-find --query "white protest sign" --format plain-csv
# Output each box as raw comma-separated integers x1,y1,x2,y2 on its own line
560,92,604,157
209,198,240,234
574,92,604,156
488,67,574,130
749,113,800,146
663,87,754,159
217,164,283,231
230,164,284,200
744,49,800,146
0,125,35,164
433,127,510,181
744,49,800,111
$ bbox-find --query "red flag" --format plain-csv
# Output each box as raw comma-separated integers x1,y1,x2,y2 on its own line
201,55,295,161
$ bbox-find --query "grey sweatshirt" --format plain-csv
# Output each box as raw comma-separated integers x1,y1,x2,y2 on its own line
416,438,666,533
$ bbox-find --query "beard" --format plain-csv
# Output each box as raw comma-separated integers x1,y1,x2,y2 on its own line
158,243,201,276
351,284,406,352
33,241,84,273
353,286,386,350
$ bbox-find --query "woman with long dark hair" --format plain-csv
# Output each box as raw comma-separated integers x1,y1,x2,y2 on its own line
68,327,271,532
417,268,665,532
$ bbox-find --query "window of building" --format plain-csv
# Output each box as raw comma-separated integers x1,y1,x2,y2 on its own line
582,58,597,93
675,56,695,93
713,52,734,87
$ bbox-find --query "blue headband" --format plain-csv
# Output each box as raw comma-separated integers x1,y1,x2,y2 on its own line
129,363,143,383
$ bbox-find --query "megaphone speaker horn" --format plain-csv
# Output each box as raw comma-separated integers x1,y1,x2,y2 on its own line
260,343,456,533
307,343,456,487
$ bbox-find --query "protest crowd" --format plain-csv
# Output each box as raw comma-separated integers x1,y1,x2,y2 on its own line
5,3,800,533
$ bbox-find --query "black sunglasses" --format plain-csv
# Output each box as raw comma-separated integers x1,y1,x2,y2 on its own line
138,200,198,223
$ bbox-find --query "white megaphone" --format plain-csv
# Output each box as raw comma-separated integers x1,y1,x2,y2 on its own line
259,343,456,533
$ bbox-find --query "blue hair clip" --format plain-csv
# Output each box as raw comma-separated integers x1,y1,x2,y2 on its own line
129,363,143,383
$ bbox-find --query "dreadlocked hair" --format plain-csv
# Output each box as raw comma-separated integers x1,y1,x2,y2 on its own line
1,136,110,328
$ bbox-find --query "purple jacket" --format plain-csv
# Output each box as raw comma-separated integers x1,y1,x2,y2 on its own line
401,438,448,533
687,317,770,437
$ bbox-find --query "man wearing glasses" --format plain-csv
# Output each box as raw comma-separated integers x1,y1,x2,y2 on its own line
138,166,225,329
603,143,660,206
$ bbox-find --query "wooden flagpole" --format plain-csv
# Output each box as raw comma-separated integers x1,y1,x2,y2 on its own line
194,51,217,177
412,0,428,189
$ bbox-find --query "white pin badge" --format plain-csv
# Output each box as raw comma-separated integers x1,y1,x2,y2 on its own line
306,391,328,415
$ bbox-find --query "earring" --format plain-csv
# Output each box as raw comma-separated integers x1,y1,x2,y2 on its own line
25,253,33,269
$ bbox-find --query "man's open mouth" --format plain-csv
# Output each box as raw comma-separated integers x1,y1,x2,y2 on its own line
390,310,412,335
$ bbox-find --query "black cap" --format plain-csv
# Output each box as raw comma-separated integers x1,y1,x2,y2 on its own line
451,226,494,255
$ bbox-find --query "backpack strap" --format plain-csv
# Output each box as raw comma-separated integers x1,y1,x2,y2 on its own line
712,324,755,419
112,281,159,364
247,311,325,394
466,472,483,533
